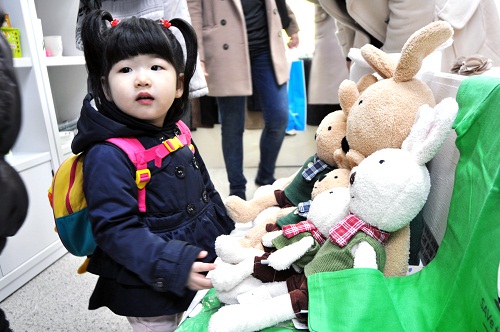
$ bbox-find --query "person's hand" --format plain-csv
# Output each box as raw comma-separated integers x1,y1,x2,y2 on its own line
287,33,299,49
186,251,216,291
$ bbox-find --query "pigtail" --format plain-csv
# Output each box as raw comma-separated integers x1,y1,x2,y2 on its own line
80,10,112,105
168,18,197,102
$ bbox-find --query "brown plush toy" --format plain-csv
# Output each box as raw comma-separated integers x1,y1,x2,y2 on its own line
221,111,347,251
333,20,454,276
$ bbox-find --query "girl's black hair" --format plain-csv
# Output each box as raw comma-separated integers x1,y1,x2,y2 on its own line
80,10,197,125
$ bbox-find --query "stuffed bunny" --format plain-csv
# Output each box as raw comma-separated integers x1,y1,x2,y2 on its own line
207,92,458,332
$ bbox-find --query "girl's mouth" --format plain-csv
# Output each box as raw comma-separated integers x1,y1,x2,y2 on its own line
137,93,154,104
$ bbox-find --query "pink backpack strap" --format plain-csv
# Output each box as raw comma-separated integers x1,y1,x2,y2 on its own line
105,121,195,213
106,137,150,213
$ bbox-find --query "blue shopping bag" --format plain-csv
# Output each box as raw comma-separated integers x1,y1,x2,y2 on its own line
286,60,307,132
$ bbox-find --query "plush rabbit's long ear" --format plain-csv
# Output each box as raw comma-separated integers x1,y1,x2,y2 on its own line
338,79,359,117
361,44,397,79
394,21,454,82
401,97,458,165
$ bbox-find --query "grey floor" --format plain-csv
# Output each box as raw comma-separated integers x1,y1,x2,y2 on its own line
0,124,318,331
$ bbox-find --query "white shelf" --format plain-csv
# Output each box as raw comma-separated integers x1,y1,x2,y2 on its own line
5,152,51,173
45,55,85,67
13,57,33,68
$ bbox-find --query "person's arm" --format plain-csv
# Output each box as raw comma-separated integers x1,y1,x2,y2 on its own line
284,4,300,48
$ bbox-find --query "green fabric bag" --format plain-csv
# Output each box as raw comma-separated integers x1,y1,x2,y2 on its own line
308,76,500,331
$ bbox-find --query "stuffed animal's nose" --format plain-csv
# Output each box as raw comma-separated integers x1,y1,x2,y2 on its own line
350,172,356,185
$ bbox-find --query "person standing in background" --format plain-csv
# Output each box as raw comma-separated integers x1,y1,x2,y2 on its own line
187,0,300,200
306,1,348,125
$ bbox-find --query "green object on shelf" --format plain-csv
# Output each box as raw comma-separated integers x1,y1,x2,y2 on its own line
1,27,22,58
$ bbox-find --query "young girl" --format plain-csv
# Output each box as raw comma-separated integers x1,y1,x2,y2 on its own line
71,10,234,331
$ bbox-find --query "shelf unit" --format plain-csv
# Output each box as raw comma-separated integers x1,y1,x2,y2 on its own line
0,0,87,301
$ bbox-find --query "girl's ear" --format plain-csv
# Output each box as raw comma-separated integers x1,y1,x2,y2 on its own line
175,73,184,98
101,76,112,101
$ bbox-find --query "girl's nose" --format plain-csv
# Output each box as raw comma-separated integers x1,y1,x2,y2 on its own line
135,73,151,87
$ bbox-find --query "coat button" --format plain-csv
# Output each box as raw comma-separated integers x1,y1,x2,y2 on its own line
154,278,165,289
175,165,186,178
278,31,282,38
220,19,227,25
273,8,277,15
192,157,199,169
186,203,196,215
202,190,208,203
223,43,229,50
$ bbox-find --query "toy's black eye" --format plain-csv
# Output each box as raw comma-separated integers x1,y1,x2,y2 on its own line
350,172,356,185
327,126,332,130
358,100,363,105
334,176,338,179
379,160,385,164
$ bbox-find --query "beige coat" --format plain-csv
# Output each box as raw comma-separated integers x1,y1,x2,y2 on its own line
187,0,299,96
317,0,435,57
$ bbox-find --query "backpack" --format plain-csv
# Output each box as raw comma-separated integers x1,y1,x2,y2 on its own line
48,120,194,261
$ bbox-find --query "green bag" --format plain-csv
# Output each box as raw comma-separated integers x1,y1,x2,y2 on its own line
308,75,500,331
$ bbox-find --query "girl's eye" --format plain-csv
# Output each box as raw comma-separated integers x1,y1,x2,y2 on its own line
151,65,163,71
119,67,132,73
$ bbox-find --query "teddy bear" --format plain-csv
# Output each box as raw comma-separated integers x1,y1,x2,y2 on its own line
207,91,459,332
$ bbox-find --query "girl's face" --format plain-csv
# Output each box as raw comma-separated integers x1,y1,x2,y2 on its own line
103,54,183,127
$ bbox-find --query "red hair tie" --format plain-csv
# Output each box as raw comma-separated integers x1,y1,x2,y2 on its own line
160,19,171,29
110,18,120,27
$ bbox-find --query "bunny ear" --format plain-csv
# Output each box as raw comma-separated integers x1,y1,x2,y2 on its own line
394,21,454,82
401,97,458,165
338,79,359,117
361,44,398,79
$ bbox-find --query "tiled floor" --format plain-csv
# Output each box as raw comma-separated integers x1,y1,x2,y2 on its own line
0,125,318,331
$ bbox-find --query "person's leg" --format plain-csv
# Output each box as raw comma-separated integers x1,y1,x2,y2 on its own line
251,49,289,185
217,96,247,199
127,313,183,332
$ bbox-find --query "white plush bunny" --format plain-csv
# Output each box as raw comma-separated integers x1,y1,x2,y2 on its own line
207,96,458,332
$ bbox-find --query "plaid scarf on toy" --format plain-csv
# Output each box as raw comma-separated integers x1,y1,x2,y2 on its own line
282,220,327,245
329,214,389,247
302,154,332,181
297,200,312,217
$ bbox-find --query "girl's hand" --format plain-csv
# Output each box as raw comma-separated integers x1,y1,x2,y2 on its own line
186,251,216,291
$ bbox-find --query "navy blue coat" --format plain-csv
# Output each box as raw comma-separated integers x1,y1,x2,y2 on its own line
72,96,234,317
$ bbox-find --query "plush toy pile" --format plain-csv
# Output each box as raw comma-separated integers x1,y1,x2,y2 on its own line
208,21,458,332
